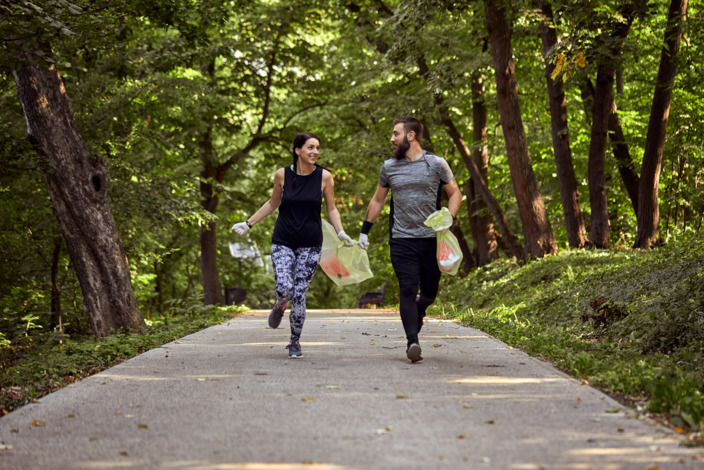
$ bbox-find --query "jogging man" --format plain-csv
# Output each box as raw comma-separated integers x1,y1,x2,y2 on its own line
358,116,461,362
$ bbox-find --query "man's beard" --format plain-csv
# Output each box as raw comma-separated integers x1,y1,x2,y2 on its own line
393,136,411,160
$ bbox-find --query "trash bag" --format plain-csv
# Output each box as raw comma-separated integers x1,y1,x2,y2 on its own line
319,219,374,286
424,208,463,275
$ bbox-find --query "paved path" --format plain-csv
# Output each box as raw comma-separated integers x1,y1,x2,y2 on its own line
0,309,701,470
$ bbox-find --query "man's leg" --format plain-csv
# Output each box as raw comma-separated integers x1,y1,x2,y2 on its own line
417,238,442,333
390,239,422,347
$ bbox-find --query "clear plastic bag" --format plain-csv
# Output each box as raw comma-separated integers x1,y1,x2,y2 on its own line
319,219,374,286
424,208,463,275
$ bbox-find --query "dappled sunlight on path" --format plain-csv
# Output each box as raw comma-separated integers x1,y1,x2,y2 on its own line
0,309,700,469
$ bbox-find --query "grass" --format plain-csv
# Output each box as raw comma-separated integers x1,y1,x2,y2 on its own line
432,233,704,443
0,304,248,415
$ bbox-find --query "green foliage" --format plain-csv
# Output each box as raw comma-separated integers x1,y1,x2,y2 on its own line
436,235,704,435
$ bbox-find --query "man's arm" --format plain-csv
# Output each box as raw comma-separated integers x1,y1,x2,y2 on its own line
444,180,461,218
358,185,389,250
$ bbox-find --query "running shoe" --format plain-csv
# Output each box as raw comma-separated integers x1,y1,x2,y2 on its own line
286,341,303,359
268,301,288,329
406,342,423,363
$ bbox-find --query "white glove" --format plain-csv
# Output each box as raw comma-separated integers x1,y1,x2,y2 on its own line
358,233,369,250
337,230,353,246
232,222,250,235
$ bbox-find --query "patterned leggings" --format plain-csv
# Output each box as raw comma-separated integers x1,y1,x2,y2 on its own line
270,244,322,342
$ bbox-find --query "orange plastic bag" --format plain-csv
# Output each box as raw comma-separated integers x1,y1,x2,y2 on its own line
319,220,374,286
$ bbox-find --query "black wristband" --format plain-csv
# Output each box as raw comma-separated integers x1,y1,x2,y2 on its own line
245,220,253,229
361,220,373,235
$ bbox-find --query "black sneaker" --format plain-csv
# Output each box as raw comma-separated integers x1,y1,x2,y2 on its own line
406,343,423,363
268,301,288,329
286,341,303,359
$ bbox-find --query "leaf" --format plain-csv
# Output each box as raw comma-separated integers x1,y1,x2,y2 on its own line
457,434,467,439
137,424,148,429
301,397,313,402
605,407,621,413
32,420,45,426
67,4,83,14
396,394,408,399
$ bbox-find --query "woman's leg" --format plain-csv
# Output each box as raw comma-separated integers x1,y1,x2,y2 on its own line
288,245,322,343
271,244,295,305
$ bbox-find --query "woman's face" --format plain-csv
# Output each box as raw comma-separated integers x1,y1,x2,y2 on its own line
296,138,320,165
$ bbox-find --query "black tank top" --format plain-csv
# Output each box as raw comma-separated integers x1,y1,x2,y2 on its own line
272,165,323,249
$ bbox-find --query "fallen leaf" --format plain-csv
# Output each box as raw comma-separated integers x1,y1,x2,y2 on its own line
464,405,474,409
196,378,206,382
605,407,621,414
89,437,99,442
617,427,624,432
580,379,589,386
396,395,408,399
32,420,45,427
137,424,148,429
67,414,75,418
644,466,661,470
119,451,129,456
254,372,268,376
432,344,442,348
457,434,467,439
325,385,339,390
0,444,13,450
672,426,685,434
301,397,314,402
485,420,495,424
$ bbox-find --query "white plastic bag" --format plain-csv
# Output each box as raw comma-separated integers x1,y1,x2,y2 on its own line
424,208,463,276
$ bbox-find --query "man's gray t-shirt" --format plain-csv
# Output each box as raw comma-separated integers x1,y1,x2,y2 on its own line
378,151,455,239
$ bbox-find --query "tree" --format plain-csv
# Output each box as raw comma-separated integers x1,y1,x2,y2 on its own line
536,0,588,248
634,0,688,248
484,0,556,258
12,50,145,336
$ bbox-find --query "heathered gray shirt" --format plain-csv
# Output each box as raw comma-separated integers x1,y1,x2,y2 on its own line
378,151,455,239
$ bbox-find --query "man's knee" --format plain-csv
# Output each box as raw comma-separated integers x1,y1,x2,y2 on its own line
417,294,435,309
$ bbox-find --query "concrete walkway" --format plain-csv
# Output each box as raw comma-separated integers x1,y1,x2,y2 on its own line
0,309,701,470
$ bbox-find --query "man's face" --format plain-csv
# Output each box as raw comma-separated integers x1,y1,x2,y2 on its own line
391,123,411,159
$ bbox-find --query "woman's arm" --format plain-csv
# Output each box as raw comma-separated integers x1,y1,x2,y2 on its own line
322,170,344,233
246,168,285,226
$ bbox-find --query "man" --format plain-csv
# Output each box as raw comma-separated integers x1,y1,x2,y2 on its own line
358,116,461,363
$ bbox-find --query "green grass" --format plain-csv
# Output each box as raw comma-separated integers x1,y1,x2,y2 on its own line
433,234,704,442
0,304,248,415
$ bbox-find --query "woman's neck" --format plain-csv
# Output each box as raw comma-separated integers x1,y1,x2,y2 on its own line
297,161,315,175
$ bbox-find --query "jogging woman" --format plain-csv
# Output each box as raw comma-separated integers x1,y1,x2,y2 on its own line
232,132,352,358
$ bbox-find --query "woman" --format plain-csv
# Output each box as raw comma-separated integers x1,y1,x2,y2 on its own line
232,132,352,358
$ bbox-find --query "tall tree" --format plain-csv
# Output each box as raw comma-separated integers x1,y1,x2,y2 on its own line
469,71,499,264
536,0,588,248
586,2,638,248
635,0,688,248
12,48,145,336
484,0,556,258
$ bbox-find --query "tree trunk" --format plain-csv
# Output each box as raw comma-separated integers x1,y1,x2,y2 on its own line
582,78,640,213
484,0,556,258
13,58,145,337
587,4,637,248
439,110,525,261
635,0,687,248
470,72,499,265
608,96,640,213
588,65,614,248
537,0,588,248
200,126,225,306
50,235,62,330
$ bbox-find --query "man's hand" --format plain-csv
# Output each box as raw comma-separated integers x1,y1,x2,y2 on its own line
358,233,369,250
232,222,250,235
337,230,353,246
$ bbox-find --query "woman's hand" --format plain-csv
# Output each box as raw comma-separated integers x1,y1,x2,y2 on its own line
337,230,353,246
232,222,250,235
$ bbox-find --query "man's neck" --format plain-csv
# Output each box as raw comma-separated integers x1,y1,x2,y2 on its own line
405,146,424,162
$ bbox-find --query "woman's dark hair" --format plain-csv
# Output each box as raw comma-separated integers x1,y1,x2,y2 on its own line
292,132,320,176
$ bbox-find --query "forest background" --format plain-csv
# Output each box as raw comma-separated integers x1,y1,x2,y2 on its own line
1,0,703,437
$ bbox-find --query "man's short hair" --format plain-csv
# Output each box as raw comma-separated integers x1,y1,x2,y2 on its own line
393,116,423,141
